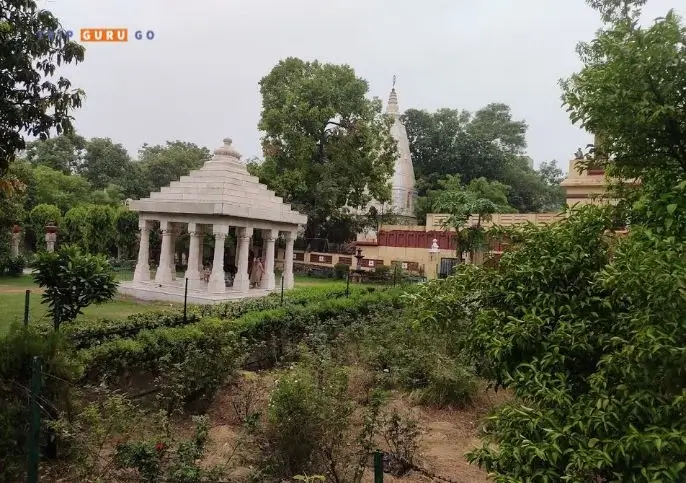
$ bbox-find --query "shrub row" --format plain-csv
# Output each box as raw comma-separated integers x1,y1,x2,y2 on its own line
46,285,380,350
78,288,407,381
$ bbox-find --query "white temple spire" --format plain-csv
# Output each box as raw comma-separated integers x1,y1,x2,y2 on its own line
386,75,400,117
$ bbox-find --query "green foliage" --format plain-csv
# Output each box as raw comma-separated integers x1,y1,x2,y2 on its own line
0,326,83,480
402,106,554,213
256,57,397,238
23,132,86,174
79,137,131,189
263,349,386,482
133,141,211,199
266,354,353,476
24,165,90,213
4,254,26,276
82,204,117,254
62,204,89,247
333,262,350,280
560,4,686,178
441,205,686,481
153,320,245,412
115,208,139,258
0,0,85,175
32,245,118,329
28,203,61,246
115,414,223,482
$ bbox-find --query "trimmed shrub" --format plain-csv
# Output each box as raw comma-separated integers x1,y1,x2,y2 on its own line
5,255,26,276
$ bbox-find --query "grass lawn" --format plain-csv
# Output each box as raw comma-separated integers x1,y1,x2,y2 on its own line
0,272,354,337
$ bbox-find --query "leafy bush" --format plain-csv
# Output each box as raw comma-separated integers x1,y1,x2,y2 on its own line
109,258,136,272
28,203,61,250
0,326,83,480
350,310,479,408
56,285,380,351
5,255,26,276
458,206,686,481
262,350,385,482
333,262,349,279
32,245,118,330
115,414,224,482
64,311,201,349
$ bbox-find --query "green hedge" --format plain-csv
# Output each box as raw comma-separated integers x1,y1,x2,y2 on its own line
45,285,380,350
79,288,407,380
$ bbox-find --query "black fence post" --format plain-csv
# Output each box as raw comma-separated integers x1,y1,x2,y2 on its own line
281,275,285,305
183,278,189,324
24,290,30,327
393,265,397,287
374,450,384,482
345,270,350,298
27,356,42,483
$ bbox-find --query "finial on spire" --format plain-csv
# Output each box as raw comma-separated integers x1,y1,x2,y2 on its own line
392,74,397,89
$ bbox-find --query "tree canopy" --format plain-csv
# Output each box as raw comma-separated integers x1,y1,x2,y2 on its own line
561,1,686,178
403,106,565,215
0,0,85,176
254,57,398,239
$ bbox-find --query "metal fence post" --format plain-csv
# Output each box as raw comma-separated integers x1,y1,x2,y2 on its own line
345,270,350,298
374,450,384,483
183,278,189,323
27,356,42,483
24,290,30,327
280,275,285,305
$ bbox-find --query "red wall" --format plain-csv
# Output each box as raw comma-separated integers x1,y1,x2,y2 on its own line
377,230,455,250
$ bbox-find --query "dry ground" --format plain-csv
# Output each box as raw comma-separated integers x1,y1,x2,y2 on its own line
176,370,510,483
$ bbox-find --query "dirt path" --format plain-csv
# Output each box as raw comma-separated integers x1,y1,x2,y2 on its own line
189,373,508,482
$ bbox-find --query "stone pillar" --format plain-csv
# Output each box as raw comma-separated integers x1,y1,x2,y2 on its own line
283,230,295,289
155,221,174,284
45,222,57,253
197,230,204,271
260,228,277,290
233,227,253,292
10,228,21,258
208,224,229,293
185,223,202,289
169,227,178,281
133,219,151,282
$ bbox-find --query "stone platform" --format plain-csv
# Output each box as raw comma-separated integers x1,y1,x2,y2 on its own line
118,280,275,305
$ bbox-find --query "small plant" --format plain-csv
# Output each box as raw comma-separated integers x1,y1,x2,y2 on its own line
263,349,386,482
5,255,25,276
115,414,224,482
381,409,421,476
32,244,118,330
333,262,349,280
231,372,263,430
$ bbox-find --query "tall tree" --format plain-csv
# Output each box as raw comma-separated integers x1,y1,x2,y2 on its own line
536,160,566,211
560,1,686,179
80,137,132,189
466,103,528,154
0,1,85,176
23,132,86,174
256,57,397,238
402,105,550,213
133,141,211,198
25,165,92,212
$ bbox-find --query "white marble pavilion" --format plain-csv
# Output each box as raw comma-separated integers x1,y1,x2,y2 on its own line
118,137,307,304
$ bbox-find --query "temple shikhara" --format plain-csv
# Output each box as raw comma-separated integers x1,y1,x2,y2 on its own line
364,80,417,222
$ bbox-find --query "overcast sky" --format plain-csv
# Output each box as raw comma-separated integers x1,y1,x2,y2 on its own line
41,0,681,171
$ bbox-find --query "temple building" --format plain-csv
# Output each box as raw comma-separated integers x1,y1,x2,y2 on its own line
366,81,417,222
120,137,307,304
